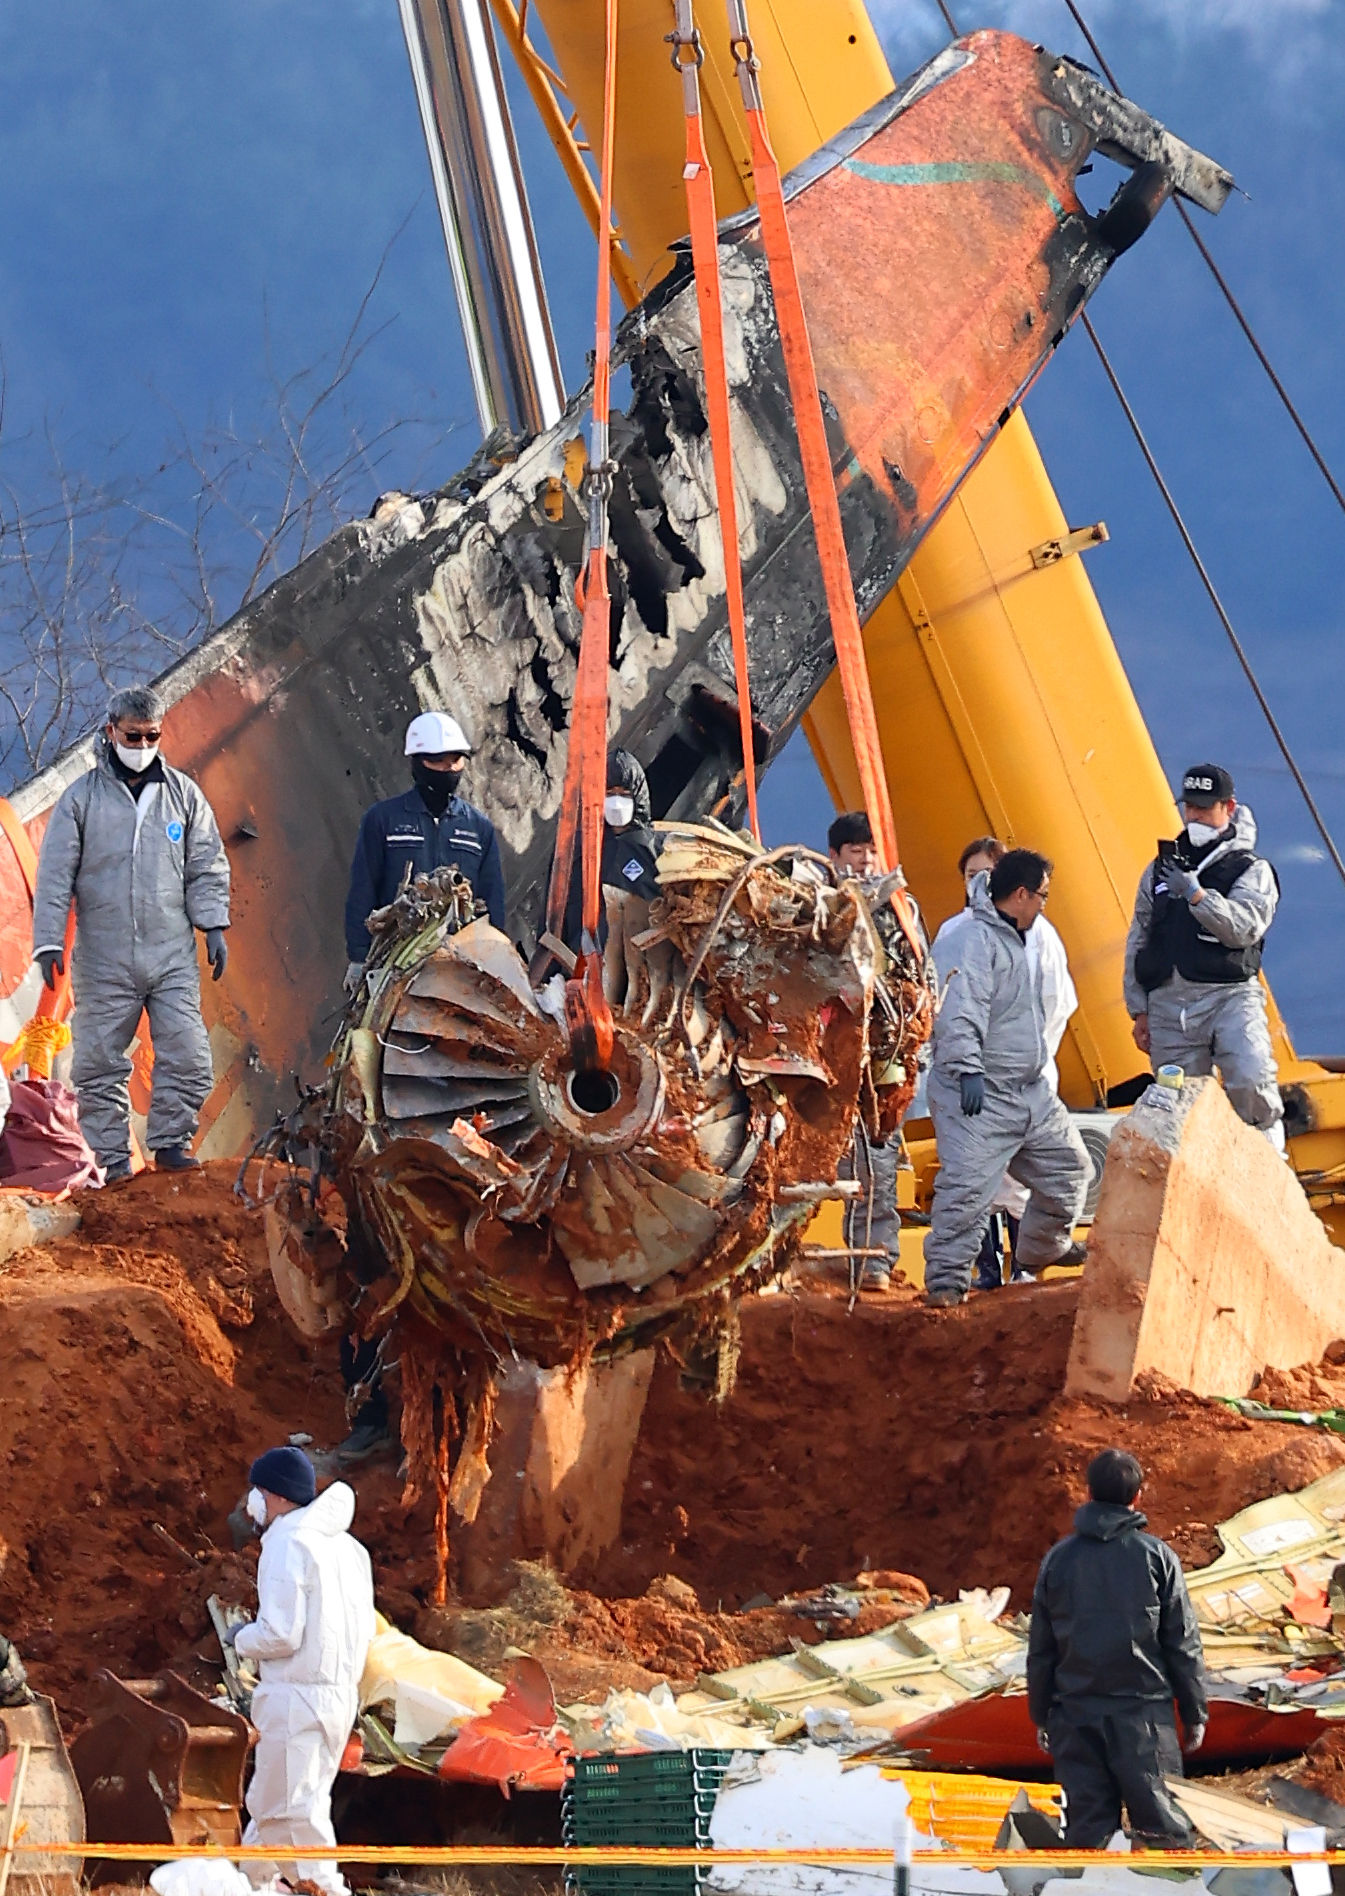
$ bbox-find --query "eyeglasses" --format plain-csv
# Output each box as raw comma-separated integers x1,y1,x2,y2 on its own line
116,725,162,743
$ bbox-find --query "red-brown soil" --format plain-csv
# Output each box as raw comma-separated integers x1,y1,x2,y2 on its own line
3,1165,1344,1730
598,1277,1345,1605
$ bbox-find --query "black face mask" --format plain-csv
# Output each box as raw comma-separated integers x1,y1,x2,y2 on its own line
412,757,463,814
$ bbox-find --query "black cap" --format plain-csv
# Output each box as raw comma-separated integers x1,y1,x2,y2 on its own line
1181,763,1234,805
249,1445,316,1506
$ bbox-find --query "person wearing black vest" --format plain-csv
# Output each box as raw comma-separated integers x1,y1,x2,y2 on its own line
1124,763,1283,1148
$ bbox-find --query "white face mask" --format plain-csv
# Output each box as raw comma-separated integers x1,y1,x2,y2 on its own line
245,1487,268,1528
604,794,635,828
1186,819,1223,848
114,741,159,772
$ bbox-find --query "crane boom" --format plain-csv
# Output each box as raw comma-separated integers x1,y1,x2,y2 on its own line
522,0,1345,1218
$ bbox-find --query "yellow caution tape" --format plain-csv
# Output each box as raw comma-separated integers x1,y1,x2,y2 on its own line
11,1845,1345,1867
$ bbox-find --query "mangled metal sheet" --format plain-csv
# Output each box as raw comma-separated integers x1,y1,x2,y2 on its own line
673,1469,1345,1766
677,1595,1026,1738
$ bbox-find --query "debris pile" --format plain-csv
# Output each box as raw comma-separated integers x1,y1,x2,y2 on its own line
8,1162,1345,1769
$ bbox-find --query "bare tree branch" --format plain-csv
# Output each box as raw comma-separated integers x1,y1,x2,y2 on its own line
0,233,457,787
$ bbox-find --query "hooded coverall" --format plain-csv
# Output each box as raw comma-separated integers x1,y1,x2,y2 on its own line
923,887,1089,1299
234,1481,376,1893
934,901,1079,1282
1124,805,1282,1145
31,743,230,1169
557,746,662,953
1028,1501,1206,1847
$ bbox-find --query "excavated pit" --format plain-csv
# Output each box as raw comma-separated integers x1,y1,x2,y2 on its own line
3,1163,1344,1733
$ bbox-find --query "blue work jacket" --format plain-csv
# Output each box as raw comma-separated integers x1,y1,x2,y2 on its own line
344,788,506,959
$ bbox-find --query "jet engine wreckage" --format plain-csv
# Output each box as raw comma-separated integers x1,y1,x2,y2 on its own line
257,824,932,1570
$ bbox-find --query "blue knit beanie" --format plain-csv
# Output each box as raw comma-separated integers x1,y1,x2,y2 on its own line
249,1446,316,1506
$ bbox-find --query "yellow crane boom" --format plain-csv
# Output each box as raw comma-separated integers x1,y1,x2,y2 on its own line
514,0,1345,1227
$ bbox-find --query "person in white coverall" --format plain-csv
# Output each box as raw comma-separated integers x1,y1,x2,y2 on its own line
1124,762,1283,1149
933,838,1079,1287
30,684,230,1180
231,1447,376,1893
924,848,1089,1309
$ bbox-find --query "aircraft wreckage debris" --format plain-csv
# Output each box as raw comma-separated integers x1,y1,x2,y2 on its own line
250,823,932,1563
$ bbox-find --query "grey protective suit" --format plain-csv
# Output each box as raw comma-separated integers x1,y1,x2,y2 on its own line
31,742,230,1167
1123,805,1281,1142
924,884,1089,1298
841,1132,903,1275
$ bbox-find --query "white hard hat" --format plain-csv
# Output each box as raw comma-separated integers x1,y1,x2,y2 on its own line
405,710,473,757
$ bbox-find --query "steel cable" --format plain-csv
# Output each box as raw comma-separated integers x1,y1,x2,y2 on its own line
1081,310,1345,887
1060,0,1345,522
932,0,1345,885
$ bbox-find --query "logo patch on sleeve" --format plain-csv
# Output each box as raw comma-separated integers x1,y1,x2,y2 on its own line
623,858,644,882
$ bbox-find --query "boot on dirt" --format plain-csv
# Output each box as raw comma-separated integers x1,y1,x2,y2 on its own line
153,1145,201,1171
334,1418,396,1465
102,1158,133,1183
1058,1241,1088,1267
924,1287,965,1309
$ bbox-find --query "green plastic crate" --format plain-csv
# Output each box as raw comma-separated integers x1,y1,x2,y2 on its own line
563,1751,732,1896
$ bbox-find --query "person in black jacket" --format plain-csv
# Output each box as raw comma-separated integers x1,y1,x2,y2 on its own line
1123,763,1282,1149
337,709,506,1464
551,748,662,957
343,710,506,995
1028,1449,1207,1848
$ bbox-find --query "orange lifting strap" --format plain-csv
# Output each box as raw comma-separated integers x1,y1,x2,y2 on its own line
542,0,621,1068
668,0,762,843
725,0,923,957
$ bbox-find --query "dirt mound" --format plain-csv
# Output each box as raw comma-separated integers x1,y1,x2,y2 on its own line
413,1563,927,1702
589,1279,1345,1606
1295,1725,1345,1800
5,1164,1345,1732
0,1163,353,1719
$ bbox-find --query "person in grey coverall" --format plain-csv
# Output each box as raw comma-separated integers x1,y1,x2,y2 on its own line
31,685,230,1180
1029,1448,1207,1848
923,848,1088,1308
1125,762,1282,1149
827,810,926,1290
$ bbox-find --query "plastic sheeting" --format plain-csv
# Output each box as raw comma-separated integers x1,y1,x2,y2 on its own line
0,1078,101,1191
706,1748,1007,1896
358,1614,501,1747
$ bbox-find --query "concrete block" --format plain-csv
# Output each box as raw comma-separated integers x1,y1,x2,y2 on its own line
0,1190,81,1266
1066,1078,1345,1403
456,1350,655,1594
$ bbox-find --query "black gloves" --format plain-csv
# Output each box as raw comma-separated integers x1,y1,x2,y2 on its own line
959,1072,985,1117
36,949,64,990
205,928,228,982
